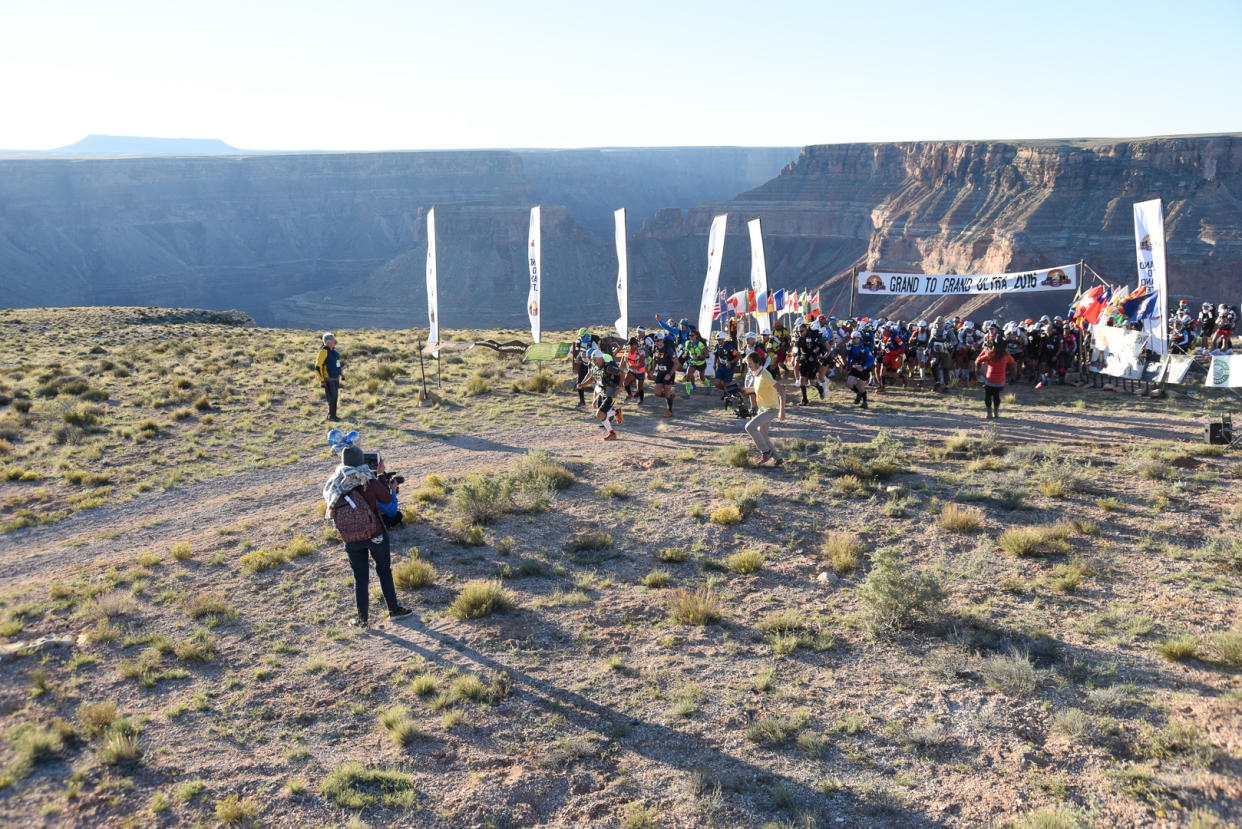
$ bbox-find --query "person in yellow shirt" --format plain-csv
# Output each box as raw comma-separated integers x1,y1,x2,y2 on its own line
742,351,786,465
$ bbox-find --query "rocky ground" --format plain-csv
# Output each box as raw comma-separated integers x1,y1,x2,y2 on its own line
0,308,1238,828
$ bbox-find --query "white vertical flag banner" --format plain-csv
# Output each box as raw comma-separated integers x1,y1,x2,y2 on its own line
748,218,770,332
425,208,439,344
697,214,728,336
1133,198,1168,356
614,208,628,339
527,205,541,343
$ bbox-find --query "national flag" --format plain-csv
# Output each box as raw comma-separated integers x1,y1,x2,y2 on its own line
783,291,799,317
713,288,727,320
747,289,757,313
726,290,747,315
809,291,822,316
771,289,785,315
1130,289,1160,322
1117,285,1153,321
1070,285,1111,326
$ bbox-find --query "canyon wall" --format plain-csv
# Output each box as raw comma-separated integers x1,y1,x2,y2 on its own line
1,136,1239,331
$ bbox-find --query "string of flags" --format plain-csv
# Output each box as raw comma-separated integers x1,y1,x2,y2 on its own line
717,288,823,321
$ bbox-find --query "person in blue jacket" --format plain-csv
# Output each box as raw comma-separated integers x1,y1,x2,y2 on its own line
843,331,875,409
654,314,694,346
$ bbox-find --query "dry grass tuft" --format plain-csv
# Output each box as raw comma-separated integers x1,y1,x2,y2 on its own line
667,588,722,626
822,532,865,574
937,503,984,533
448,580,512,620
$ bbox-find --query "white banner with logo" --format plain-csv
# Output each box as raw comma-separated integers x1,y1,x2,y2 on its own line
425,208,439,344
1206,354,1242,388
527,205,541,343
697,214,728,336
856,264,1078,296
614,208,627,340
1133,199,1169,356
748,218,770,331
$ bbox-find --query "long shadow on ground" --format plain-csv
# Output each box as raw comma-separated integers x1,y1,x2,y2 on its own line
377,621,949,828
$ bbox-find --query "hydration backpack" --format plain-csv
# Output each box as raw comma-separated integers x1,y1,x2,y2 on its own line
331,487,383,543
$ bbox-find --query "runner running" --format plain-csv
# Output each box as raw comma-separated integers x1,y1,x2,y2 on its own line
843,331,875,409
576,349,627,440
650,332,681,418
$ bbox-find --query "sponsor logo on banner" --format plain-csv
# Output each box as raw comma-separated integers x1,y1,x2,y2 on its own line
1140,234,1153,251
862,275,885,291
1041,269,1071,287
1213,357,1230,386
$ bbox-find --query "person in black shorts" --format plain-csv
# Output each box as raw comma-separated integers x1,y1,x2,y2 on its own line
576,349,627,440
794,322,825,405
650,332,681,418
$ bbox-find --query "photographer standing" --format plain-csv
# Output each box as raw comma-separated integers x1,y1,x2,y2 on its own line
323,446,412,628
316,333,343,422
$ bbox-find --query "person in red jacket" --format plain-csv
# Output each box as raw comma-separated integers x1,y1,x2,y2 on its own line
975,343,1016,420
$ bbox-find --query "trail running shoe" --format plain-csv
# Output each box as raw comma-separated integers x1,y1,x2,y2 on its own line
758,451,772,464
349,616,369,629
389,607,413,621
662,411,673,418
603,431,617,440
615,409,623,425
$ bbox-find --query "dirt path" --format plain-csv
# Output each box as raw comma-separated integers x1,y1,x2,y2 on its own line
3,388,1201,585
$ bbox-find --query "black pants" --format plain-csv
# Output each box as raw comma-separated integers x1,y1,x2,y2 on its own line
576,364,589,403
984,384,1002,412
323,378,340,418
344,532,399,621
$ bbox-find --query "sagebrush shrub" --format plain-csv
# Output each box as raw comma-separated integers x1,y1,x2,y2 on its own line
857,547,944,636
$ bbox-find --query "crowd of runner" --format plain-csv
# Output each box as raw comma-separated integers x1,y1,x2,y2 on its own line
568,300,1240,446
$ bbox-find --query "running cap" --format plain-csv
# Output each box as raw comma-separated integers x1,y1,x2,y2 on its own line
714,331,725,340
744,331,757,340
578,327,588,337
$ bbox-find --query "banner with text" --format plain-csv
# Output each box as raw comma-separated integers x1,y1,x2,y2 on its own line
856,264,1078,297
697,214,728,337
527,206,541,343
1133,199,1169,356
426,208,439,344
614,208,628,340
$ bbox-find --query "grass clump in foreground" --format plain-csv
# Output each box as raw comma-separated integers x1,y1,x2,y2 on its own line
393,556,436,589
448,580,513,620
937,503,984,533
726,549,764,574
667,588,722,626
857,546,944,637
715,443,752,468
321,762,417,809
998,524,1072,557
214,794,260,824
1156,635,1198,662
822,531,865,573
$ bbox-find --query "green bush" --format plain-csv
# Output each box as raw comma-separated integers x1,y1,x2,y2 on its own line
448,580,512,620
857,547,944,637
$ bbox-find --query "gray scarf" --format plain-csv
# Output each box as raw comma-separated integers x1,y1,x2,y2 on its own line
322,464,375,510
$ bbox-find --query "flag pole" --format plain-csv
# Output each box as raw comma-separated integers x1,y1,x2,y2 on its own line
848,266,858,319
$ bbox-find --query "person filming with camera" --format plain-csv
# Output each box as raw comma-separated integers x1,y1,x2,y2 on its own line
322,445,412,628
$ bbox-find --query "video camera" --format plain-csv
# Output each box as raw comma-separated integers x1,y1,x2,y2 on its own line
363,452,405,495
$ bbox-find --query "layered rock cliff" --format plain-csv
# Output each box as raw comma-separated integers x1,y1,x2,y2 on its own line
637,135,1242,322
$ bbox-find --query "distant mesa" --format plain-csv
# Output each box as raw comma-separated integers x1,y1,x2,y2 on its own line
46,135,241,156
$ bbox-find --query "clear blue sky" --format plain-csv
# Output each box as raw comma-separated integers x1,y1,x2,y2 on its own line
2,0,1238,151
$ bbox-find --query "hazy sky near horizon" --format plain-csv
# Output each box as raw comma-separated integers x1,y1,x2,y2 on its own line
2,0,1238,151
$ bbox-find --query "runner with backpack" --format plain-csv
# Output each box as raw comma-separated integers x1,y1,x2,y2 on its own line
323,445,412,628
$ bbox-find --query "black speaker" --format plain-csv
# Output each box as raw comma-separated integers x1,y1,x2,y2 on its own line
1208,422,1233,445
